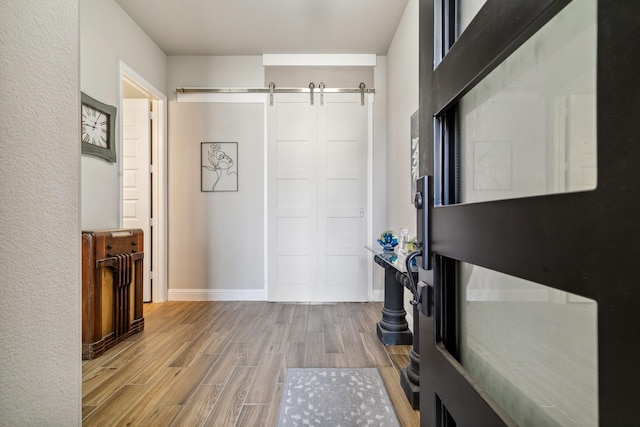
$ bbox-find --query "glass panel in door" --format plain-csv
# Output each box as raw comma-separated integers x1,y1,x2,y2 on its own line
459,262,598,427
456,0,597,204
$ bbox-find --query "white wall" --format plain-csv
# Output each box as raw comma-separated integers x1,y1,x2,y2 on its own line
386,0,419,235
372,57,388,295
80,0,167,230
0,1,81,424
169,102,266,298
167,56,266,299
385,0,419,324
168,55,264,92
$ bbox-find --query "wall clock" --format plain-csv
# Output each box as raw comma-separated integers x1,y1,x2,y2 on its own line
81,92,117,163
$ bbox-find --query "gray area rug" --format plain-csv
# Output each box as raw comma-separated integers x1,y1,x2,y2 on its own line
276,368,400,426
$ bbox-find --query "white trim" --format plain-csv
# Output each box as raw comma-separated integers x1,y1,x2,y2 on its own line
151,99,168,303
371,289,384,302
168,288,267,301
118,61,168,303
367,94,375,301
177,92,267,103
262,54,377,67
263,96,270,301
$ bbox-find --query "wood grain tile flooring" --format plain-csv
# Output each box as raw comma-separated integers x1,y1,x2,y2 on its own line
82,301,419,426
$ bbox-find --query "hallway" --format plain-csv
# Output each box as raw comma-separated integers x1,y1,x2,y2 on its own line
82,301,419,426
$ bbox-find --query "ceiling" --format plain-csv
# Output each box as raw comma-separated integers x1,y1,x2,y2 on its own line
114,0,410,56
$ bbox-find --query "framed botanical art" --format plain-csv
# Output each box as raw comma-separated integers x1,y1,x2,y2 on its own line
201,142,238,192
81,92,117,163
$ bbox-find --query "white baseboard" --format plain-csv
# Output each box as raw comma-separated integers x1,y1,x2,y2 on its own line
169,288,386,302
168,288,267,301
371,289,384,302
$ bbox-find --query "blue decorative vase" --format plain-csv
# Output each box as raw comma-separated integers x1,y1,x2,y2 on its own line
377,230,399,252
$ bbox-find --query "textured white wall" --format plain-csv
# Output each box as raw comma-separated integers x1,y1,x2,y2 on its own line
0,1,81,425
80,0,167,230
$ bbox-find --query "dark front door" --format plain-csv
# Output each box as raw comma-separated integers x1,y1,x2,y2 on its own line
418,0,639,426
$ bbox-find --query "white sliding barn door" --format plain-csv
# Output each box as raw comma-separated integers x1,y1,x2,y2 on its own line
268,95,318,301
317,94,368,301
268,93,368,302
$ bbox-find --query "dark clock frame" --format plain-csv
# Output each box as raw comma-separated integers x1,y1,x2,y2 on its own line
81,92,117,163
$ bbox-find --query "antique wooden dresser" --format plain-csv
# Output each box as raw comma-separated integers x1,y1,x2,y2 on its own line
82,229,144,359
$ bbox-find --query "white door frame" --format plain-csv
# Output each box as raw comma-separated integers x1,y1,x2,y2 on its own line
118,61,168,303
366,93,374,301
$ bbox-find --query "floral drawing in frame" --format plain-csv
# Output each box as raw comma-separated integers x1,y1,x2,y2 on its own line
201,142,238,192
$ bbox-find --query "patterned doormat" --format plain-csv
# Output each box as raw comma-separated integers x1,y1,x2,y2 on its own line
276,368,400,426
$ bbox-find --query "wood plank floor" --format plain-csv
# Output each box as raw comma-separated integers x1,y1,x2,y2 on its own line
82,301,420,426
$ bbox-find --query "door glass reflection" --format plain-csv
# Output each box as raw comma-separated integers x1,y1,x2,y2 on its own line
457,0,487,37
459,262,598,427
456,0,596,204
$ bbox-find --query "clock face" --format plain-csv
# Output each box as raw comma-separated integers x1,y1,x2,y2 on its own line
82,104,109,148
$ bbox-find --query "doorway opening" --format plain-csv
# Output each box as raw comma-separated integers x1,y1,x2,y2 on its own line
119,61,168,302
